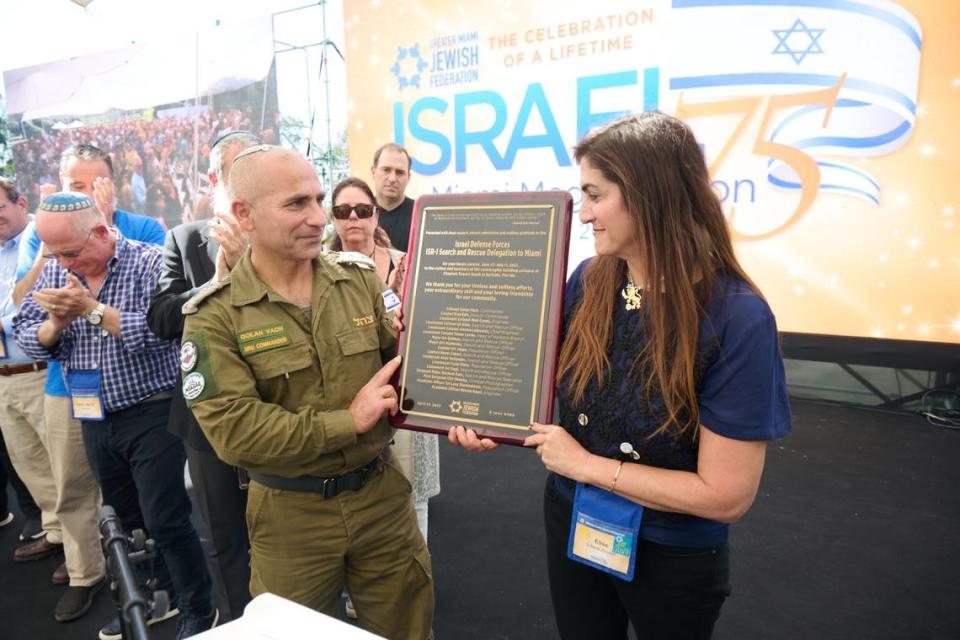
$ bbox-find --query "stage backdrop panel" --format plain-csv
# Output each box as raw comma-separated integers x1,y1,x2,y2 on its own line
344,0,960,348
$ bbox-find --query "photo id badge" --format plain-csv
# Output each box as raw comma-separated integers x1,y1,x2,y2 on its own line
65,369,105,421
567,482,643,581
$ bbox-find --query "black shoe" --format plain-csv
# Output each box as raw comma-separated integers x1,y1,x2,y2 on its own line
55,579,104,622
176,609,218,639
19,517,43,541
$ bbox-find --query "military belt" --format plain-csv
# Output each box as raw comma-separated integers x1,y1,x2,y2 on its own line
247,457,382,498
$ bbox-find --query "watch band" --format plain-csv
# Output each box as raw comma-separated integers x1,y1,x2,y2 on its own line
86,302,106,324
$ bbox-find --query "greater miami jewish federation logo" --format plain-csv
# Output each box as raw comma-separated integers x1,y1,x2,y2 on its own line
772,18,825,65
390,43,428,90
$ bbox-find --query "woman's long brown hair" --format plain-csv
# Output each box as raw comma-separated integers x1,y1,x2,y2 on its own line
557,112,760,441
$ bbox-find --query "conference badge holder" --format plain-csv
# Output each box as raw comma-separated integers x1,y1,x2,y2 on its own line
66,369,106,421
567,482,643,581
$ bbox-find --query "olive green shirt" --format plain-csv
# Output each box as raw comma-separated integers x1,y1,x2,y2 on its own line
181,252,397,477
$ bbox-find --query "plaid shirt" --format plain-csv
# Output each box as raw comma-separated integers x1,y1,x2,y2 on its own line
13,230,179,413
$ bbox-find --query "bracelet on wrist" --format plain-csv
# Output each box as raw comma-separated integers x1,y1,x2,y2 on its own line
609,460,624,493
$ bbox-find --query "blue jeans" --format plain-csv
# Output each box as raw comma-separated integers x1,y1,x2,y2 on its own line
544,476,731,639
82,398,212,618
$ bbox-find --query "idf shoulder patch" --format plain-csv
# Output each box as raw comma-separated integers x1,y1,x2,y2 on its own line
182,372,206,400
182,277,231,315
182,331,220,406
237,323,291,356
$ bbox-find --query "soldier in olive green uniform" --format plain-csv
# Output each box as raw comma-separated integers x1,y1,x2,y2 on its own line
181,146,433,639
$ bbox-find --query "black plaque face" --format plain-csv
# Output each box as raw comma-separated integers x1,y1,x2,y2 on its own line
390,191,572,445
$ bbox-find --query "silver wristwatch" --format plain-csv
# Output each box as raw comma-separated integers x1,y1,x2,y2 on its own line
85,302,106,326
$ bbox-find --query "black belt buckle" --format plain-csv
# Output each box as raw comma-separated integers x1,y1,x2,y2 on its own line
321,476,339,499
237,467,249,491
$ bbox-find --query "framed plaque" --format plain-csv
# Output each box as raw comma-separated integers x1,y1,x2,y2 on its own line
390,191,572,445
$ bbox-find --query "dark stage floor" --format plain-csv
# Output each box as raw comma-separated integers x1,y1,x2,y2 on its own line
1,398,957,639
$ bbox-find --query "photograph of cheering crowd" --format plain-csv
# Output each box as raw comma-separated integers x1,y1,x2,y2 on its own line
9,106,277,230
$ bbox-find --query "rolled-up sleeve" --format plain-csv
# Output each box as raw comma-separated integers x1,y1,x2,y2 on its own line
12,263,72,361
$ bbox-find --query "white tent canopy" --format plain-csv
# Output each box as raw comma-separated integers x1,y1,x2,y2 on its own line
4,17,273,120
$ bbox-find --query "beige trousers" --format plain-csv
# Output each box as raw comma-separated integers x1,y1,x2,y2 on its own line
43,393,104,586
0,372,105,585
0,370,61,543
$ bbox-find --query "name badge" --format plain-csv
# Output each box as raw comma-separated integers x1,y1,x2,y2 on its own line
65,369,106,421
567,482,643,581
382,289,402,313
0,328,7,359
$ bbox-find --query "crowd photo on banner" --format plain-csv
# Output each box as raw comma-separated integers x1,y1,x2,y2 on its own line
10,108,277,229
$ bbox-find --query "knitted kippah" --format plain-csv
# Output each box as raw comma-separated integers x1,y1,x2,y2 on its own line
38,191,95,213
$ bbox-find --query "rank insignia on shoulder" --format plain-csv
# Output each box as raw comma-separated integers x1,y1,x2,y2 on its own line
182,277,231,315
334,251,375,270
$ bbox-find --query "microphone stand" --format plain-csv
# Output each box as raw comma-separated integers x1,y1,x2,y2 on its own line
100,504,168,640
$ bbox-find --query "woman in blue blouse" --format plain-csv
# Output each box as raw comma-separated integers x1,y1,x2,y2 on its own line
450,111,791,639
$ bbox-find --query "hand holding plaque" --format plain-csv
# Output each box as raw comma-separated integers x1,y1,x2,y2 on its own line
390,191,572,445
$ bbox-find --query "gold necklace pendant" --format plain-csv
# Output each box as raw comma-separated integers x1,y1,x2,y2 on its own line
621,278,643,311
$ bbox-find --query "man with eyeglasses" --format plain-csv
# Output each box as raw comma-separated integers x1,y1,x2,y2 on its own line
147,130,261,623
181,146,434,639
10,143,165,628
13,192,215,639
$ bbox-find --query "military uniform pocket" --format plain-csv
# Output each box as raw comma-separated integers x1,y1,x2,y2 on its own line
336,326,379,356
245,344,313,380
245,481,269,542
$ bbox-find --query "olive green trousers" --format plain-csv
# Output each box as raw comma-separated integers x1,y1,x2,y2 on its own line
247,459,434,639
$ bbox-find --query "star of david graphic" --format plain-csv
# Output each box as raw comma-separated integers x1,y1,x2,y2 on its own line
390,43,428,91
772,18,825,65
449,400,463,414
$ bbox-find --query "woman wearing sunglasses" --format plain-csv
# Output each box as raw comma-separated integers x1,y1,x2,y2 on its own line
328,177,405,293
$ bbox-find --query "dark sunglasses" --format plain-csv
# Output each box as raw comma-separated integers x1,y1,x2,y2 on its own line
331,203,377,220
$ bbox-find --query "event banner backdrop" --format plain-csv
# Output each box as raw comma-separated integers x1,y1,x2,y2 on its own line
344,0,960,346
